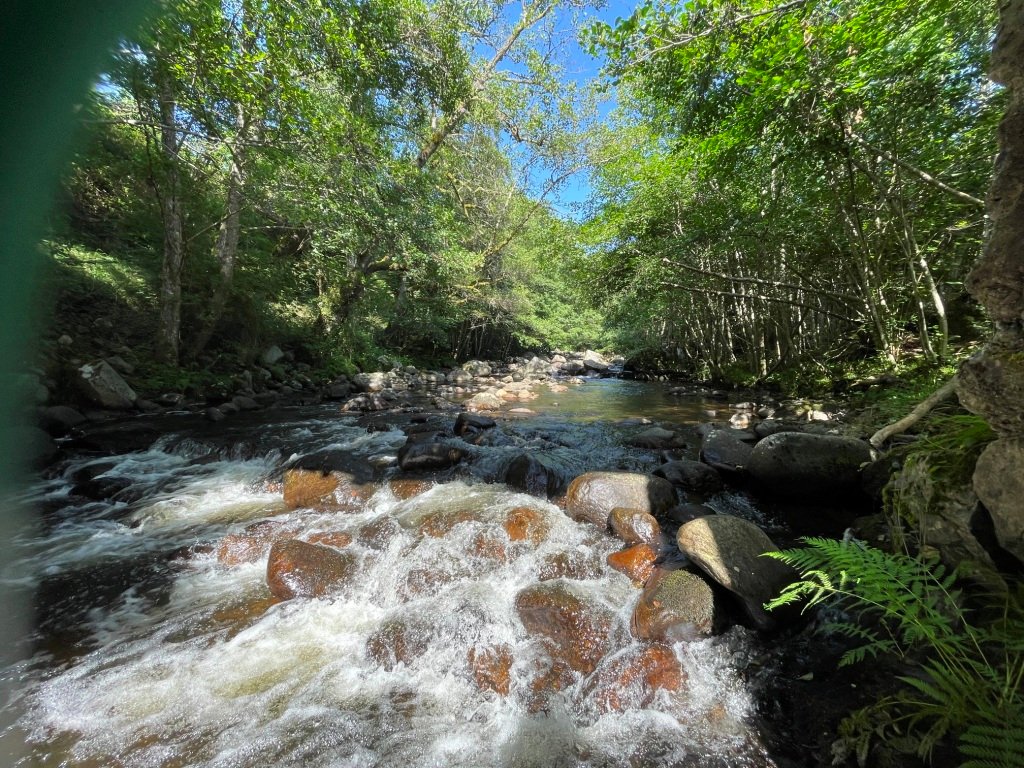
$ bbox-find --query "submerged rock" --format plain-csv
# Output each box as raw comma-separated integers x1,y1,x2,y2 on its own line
468,644,513,696
565,471,676,528
515,582,615,674
266,539,358,600
502,506,549,545
582,644,684,714
282,449,375,510
676,515,794,630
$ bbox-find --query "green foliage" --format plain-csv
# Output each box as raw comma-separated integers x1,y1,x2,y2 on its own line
766,539,1024,765
581,0,998,380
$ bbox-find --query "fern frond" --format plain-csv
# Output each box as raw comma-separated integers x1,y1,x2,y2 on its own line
959,723,1024,768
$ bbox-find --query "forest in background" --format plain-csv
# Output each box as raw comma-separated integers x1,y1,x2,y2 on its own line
42,0,1001,395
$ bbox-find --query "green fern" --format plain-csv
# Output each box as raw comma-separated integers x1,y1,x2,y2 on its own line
764,538,1024,767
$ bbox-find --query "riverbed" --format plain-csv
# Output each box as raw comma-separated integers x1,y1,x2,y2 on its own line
1,378,802,768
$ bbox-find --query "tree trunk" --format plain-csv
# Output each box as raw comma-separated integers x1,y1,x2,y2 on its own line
155,72,185,365
186,111,248,361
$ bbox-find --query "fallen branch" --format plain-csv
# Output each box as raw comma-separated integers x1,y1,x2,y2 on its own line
869,376,959,449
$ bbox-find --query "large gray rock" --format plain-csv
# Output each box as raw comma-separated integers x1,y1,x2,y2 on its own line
352,372,387,392
654,459,724,495
700,429,753,475
676,515,795,630
627,427,683,450
261,345,285,365
582,349,610,372
447,369,473,385
747,432,871,499
462,360,492,377
565,471,676,528
77,360,136,409
466,391,502,411
973,438,1024,562
38,405,85,436
561,360,586,375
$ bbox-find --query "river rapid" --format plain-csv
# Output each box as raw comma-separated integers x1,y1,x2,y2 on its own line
0,379,793,768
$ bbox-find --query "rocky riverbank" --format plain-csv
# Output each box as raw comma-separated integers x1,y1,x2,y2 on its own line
16,349,958,767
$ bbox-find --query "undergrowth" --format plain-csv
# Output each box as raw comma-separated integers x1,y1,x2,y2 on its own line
766,538,1024,767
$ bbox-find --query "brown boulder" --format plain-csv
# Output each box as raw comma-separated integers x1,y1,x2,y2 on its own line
387,479,434,500
583,644,684,713
538,550,603,581
609,507,661,546
419,508,481,537
282,468,373,510
607,544,658,585
357,516,402,549
503,506,549,545
282,450,374,509
366,619,430,669
468,644,513,696
305,531,353,549
266,539,358,600
632,567,719,642
565,472,676,528
676,515,795,630
515,583,615,673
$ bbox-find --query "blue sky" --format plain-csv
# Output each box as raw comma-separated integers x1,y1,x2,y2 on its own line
511,0,638,221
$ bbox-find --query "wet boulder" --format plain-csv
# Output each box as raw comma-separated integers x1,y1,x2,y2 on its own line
515,582,615,674
447,369,473,385
627,427,685,450
468,644,513,696
398,442,465,472
699,429,753,475
654,459,724,495
454,412,496,436
675,515,795,631
583,644,684,714
76,360,136,410
366,619,431,669
565,472,676,528
607,543,658,585
503,506,549,545
747,432,871,499
282,449,375,510
609,507,661,546
631,567,720,642
266,539,358,600
502,452,569,498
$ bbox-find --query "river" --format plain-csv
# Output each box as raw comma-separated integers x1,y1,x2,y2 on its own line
0,378,791,768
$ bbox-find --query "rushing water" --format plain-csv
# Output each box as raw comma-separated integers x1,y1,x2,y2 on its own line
0,378,779,768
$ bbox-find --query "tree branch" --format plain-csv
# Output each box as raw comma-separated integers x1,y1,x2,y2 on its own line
846,130,985,208
869,376,959,449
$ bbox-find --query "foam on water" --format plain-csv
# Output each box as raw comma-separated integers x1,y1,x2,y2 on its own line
6,404,776,768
